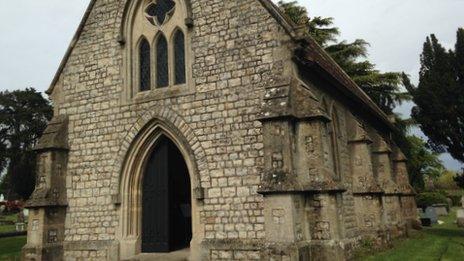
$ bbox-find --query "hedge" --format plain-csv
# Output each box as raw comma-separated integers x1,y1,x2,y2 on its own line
416,192,448,208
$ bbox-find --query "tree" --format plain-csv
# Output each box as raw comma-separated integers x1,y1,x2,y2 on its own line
0,88,53,200
405,136,445,190
404,28,464,163
454,172,464,189
435,170,460,190
278,1,408,114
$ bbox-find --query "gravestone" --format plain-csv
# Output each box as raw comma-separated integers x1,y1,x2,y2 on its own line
461,196,464,208
0,194,4,202
15,222,26,231
417,208,424,216
446,198,453,210
23,209,29,219
425,207,438,224
432,204,448,216
457,209,464,228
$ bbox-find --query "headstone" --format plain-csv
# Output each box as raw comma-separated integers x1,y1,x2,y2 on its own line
23,208,29,219
0,205,5,213
417,208,424,216
425,207,438,224
420,218,432,227
457,209,464,228
0,194,4,202
15,222,26,232
446,198,453,210
432,204,448,216
461,196,464,208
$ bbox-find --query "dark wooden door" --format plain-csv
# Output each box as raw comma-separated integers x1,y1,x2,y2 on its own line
142,136,192,253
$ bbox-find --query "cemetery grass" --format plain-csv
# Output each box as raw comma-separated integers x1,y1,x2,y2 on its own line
0,214,17,233
0,236,26,260
358,208,464,261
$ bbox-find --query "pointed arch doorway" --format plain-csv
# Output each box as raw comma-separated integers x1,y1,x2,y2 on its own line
142,135,192,253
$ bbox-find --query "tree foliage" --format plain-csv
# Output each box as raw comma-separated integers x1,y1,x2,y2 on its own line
434,170,460,190
405,136,445,190
278,0,408,114
0,88,53,199
454,172,464,189
404,28,464,163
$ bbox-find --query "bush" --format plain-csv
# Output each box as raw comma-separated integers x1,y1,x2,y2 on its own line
448,195,462,206
416,192,448,208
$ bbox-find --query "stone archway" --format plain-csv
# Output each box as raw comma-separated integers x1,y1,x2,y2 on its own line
117,119,204,260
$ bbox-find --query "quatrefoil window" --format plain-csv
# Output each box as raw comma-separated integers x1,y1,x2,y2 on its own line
145,0,176,26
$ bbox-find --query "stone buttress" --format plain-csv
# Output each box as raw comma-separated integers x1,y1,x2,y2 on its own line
258,79,347,260
347,120,385,244
371,136,405,240
22,115,69,261
392,147,419,230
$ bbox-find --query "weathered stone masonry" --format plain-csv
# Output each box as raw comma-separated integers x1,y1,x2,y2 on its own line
23,0,418,260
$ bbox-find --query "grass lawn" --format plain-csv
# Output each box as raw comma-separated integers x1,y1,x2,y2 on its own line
0,214,18,233
0,236,26,260
358,208,464,261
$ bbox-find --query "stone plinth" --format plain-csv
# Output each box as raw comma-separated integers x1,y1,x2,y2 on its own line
457,209,464,228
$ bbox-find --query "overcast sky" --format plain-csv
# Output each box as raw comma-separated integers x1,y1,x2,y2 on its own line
0,0,462,170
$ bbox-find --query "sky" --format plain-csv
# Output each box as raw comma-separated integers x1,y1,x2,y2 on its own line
0,0,463,170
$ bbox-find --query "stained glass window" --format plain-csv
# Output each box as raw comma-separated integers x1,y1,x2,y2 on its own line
145,0,176,26
156,35,169,88
174,30,186,85
139,38,151,92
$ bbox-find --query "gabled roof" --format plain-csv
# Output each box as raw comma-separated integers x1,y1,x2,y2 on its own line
47,0,395,131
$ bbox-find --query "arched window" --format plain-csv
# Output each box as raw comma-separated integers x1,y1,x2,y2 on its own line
139,38,151,92
156,34,169,88
321,99,341,180
174,30,186,85
123,0,191,100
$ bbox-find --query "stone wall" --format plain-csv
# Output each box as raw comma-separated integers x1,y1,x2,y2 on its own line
50,0,293,259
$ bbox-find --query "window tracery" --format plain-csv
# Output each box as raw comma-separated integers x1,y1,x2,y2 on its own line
124,0,190,100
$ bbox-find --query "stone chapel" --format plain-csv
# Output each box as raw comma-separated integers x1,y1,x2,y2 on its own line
22,0,418,260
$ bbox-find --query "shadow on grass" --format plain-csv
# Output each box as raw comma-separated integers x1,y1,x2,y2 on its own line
424,227,464,238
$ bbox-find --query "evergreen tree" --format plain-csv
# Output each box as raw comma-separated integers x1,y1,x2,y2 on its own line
278,1,408,114
405,136,444,190
404,28,464,163
0,88,53,199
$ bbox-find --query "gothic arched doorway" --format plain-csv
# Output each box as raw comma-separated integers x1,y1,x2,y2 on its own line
142,135,192,253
